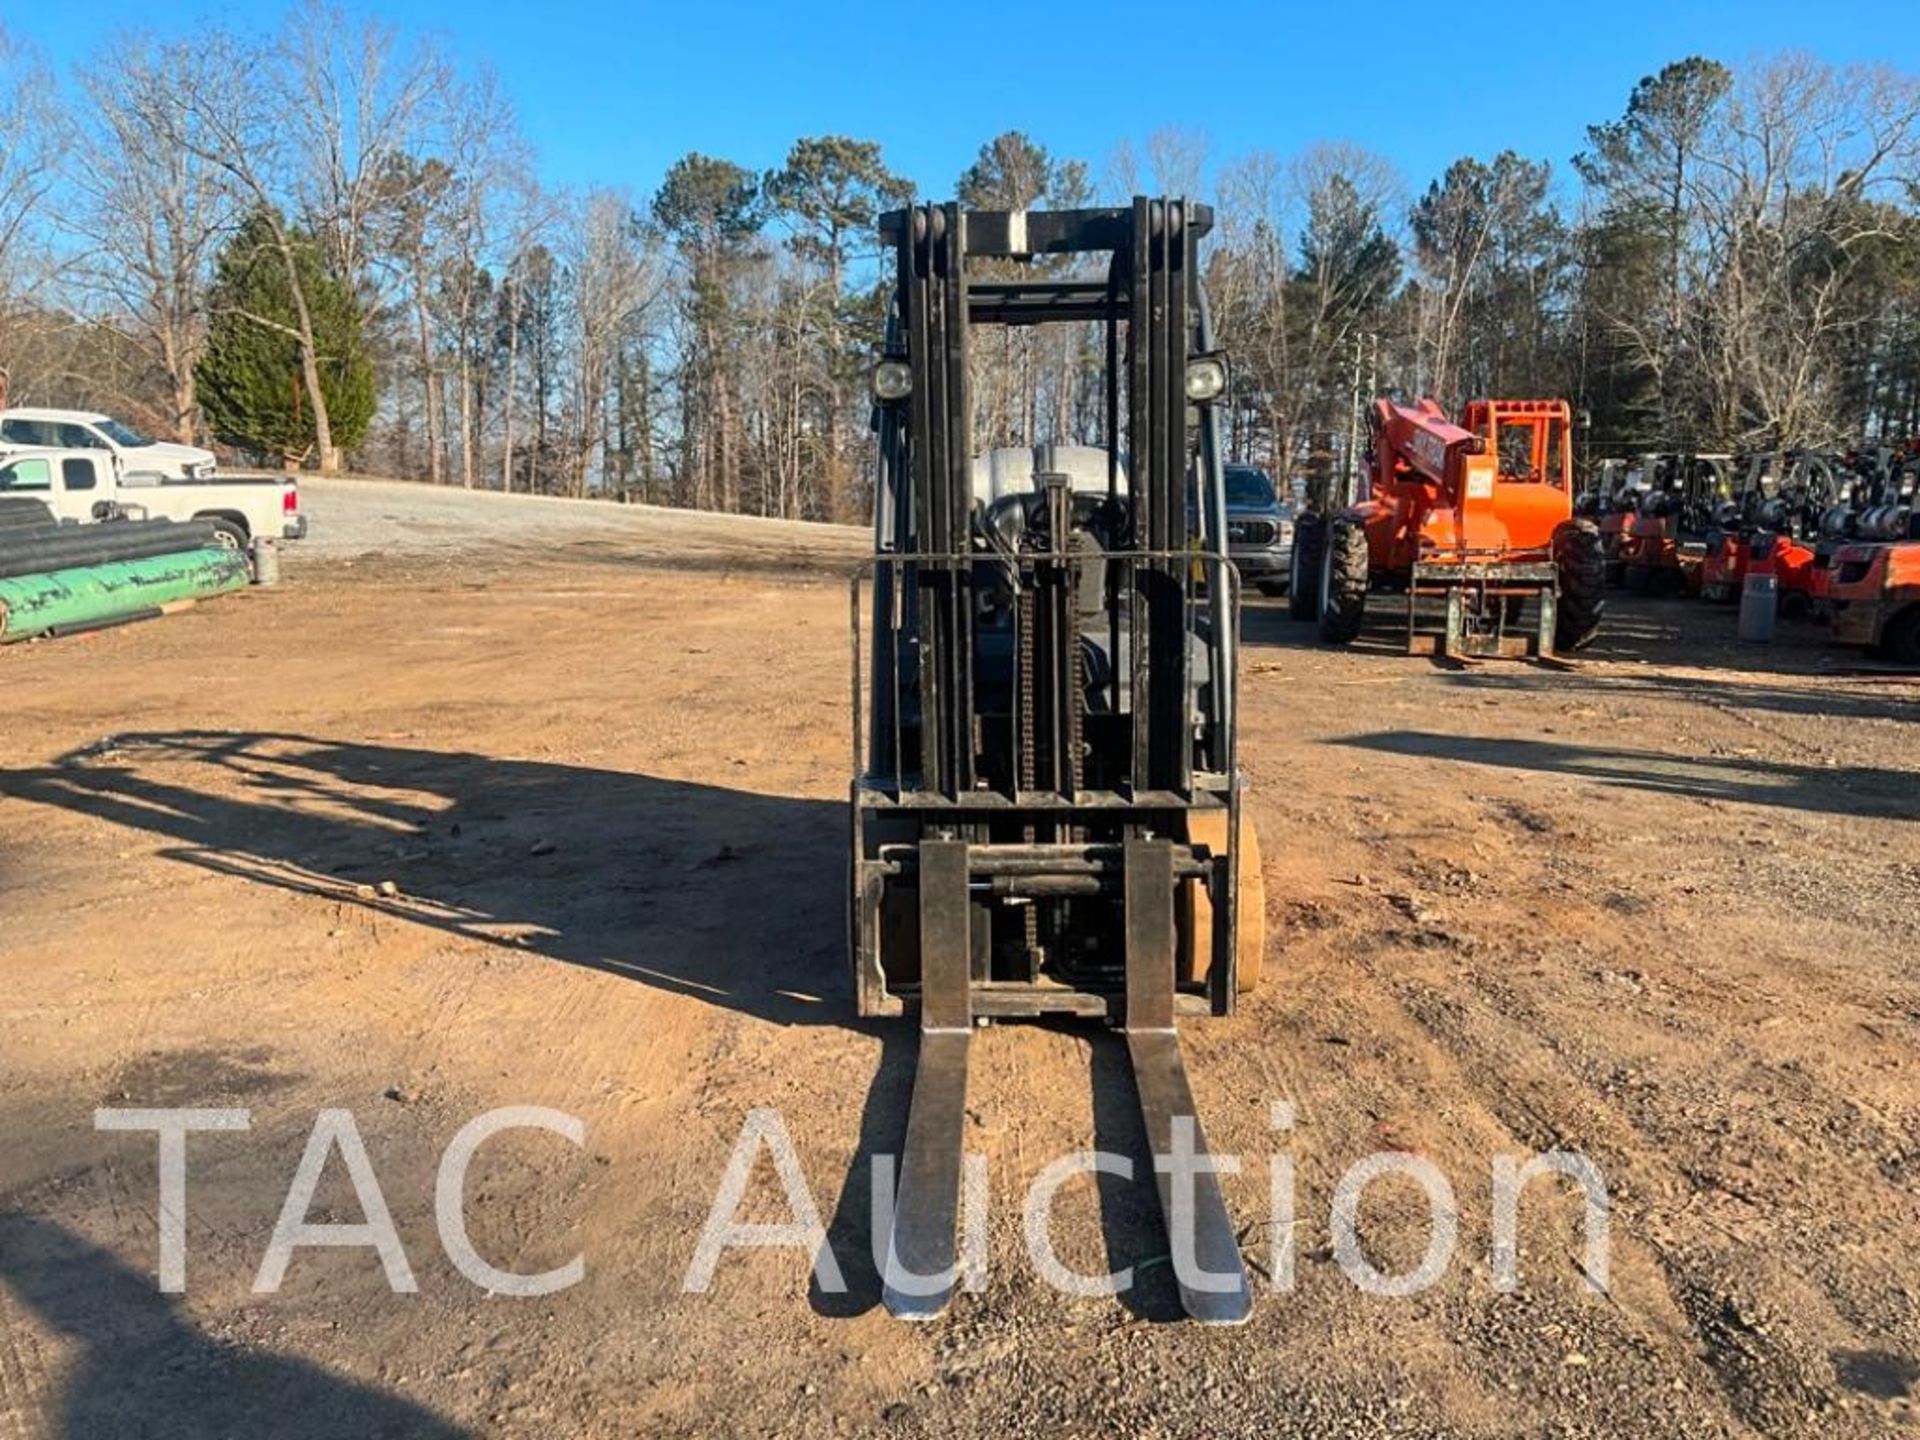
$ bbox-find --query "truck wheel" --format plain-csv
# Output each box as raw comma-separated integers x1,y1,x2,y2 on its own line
1880,606,1920,666
1317,517,1368,644
200,518,258,579
204,519,249,552
1554,519,1607,652
1288,517,1324,621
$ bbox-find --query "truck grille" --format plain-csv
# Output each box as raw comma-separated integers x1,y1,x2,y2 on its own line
1228,520,1276,545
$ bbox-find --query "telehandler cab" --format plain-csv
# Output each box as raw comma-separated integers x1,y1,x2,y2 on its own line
851,199,1263,1324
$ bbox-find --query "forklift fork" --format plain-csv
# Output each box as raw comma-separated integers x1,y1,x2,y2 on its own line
1119,839,1254,1324
881,837,1253,1325
881,839,972,1320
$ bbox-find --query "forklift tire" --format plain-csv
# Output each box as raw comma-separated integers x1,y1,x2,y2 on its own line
1880,606,1920,666
1288,516,1325,621
1554,519,1606,652
1178,808,1265,992
1318,517,1369,644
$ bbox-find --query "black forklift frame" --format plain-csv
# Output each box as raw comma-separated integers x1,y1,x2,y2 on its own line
849,199,1254,1325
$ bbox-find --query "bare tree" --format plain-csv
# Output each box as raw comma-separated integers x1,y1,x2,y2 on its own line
0,28,61,337
1211,150,1289,464
282,1,454,298
1693,56,1920,447
1100,139,1140,203
441,71,539,488
164,27,349,470
66,37,239,441
562,190,660,497
1145,126,1213,198
371,153,456,480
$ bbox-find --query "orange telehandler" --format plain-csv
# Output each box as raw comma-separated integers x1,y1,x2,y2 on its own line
1291,397,1605,657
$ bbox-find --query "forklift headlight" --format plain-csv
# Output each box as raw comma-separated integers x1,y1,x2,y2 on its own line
1185,356,1228,403
871,360,913,403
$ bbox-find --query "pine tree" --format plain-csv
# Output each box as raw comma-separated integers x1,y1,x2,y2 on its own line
196,207,375,465
654,154,765,509
767,136,910,519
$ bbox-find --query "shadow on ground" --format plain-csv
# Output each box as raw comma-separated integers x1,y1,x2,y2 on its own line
1433,666,1920,726
0,730,847,1028
0,731,910,1316
1335,731,1920,821
0,1212,472,1438
0,732,1190,1321
3,737,1244,1328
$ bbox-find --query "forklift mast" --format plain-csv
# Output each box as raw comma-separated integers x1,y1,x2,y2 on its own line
850,199,1256,1324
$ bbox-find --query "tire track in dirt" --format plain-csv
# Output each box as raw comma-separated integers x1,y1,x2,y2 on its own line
1239,651,1919,1437
1374,929,1912,1438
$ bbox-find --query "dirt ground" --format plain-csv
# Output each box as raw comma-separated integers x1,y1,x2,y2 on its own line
2,477,1917,1439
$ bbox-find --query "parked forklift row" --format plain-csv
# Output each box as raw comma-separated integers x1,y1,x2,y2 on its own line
1580,442,1920,663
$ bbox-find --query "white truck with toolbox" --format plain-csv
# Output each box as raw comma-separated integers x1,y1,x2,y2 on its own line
0,447,307,555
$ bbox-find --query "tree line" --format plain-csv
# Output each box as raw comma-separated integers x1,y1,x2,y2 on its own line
0,13,1915,520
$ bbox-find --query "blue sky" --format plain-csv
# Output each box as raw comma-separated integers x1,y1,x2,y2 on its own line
27,0,1920,206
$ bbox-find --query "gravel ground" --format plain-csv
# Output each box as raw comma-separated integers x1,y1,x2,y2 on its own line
297,475,868,571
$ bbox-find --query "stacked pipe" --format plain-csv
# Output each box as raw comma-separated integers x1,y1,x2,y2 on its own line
0,497,57,534
0,512,250,643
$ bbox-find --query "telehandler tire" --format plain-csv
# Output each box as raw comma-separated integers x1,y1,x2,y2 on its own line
1318,517,1369,644
1553,518,1607,652
1178,808,1265,992
1288,516,1324,621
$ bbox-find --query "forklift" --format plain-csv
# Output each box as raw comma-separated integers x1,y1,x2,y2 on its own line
850,199,1264,1323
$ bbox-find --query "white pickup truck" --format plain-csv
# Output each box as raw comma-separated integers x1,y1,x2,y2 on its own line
0,447,307,551
0,407,220,479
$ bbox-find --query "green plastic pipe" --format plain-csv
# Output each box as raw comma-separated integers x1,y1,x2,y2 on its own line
0,548,250,642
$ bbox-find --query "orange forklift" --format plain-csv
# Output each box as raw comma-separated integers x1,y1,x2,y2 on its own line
1822,450,1920,663
1291,397,1604,657
1827,525,1920,663
1614,453,1733,595
1698,451,1837,613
